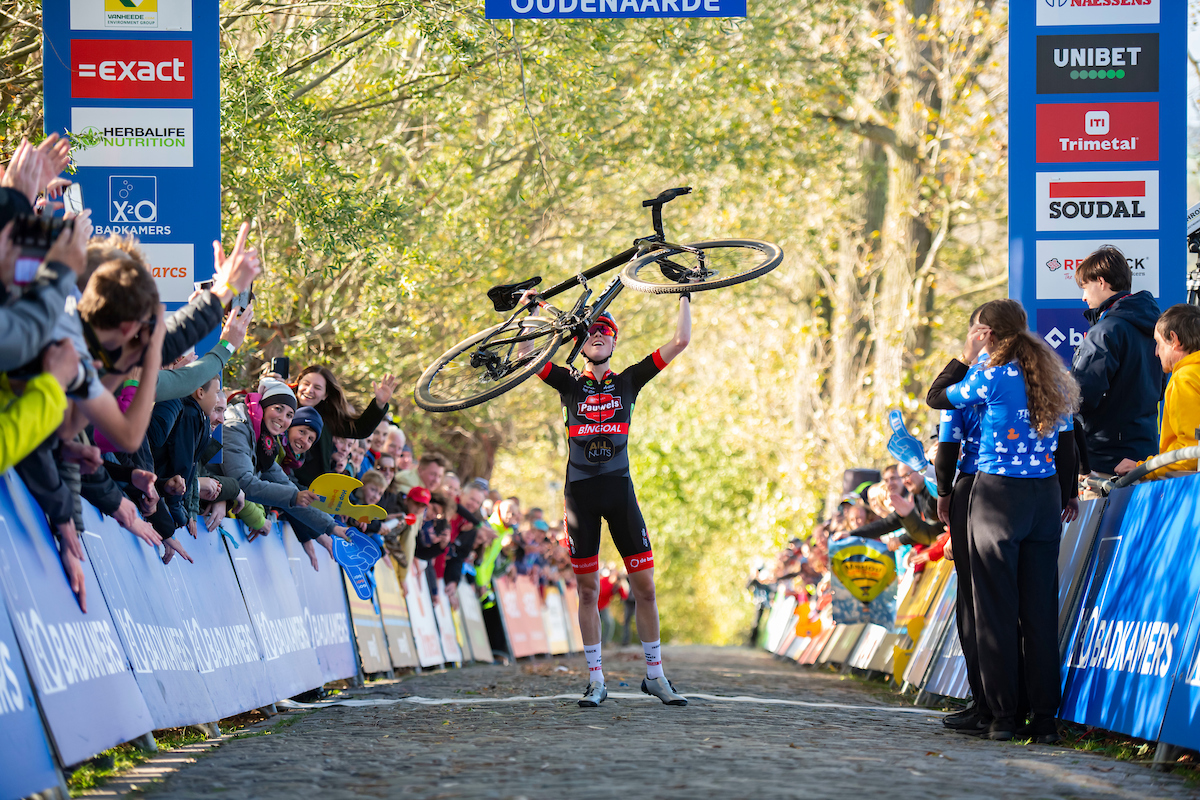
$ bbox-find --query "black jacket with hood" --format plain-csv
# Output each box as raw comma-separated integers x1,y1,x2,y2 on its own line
1071,290,1164,473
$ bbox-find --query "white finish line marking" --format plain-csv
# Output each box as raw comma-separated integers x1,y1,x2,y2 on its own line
278,693,944,715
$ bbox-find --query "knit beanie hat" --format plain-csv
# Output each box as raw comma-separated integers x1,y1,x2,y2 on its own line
259,378,298,412
290,406,324,437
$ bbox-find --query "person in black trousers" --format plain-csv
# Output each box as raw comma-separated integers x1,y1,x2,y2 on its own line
928,299,1080,742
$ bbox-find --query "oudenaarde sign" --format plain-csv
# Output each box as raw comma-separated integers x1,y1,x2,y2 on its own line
486,0,744,19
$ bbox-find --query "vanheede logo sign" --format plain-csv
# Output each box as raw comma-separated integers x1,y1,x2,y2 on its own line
1037,34,1158,94
1035,102,1158,163
71,107,193,168
1035,238,1159,299
71,40,192,99
69,0,193,31
1036,170,1158,231
1038,0,1159,27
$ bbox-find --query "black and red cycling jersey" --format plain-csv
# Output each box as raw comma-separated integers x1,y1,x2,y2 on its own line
536,350,668,483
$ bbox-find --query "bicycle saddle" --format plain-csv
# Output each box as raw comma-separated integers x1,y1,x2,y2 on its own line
487,276,542,312
643,186,692,207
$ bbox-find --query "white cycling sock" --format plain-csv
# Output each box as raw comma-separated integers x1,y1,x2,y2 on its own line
643,639,664,679
584,643,604,685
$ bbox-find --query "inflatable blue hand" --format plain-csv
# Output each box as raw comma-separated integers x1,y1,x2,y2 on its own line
333,529,382,600
886,409,929,472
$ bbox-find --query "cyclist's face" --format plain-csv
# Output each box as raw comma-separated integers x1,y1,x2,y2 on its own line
583,330,616,363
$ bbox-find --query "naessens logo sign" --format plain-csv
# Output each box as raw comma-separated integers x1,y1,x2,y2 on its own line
71,40,192,99
1038,0,1158,27
71,107,193,168
1037,34,1158,94
1036,102,1158,163
1036,170,1158,231
1035,238,1158,300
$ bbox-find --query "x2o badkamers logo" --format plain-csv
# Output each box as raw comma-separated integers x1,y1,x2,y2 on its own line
1037,34,1158,94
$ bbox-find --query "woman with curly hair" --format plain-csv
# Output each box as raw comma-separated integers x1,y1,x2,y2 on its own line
929,299,1080,744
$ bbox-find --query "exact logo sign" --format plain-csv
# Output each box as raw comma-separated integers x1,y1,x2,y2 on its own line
1037,34,1158,94
71,40,192,100
1036,102,1158,163
71,107,193,168
1036,170,1158,231
1037,0,1159,27
1035,238,1159,299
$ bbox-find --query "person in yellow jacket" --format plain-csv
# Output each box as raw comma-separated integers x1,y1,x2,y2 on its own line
0,341,80,473
1115,304,1200,478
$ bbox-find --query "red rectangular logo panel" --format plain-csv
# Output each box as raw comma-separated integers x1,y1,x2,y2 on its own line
71,39,192,100
1035,102,1158,163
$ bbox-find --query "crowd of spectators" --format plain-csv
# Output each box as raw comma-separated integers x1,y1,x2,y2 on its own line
0,135,651,634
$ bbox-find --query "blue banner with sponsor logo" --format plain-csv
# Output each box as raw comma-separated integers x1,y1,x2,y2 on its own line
280,525,358,685
0,472,154,767
42,0,219,304
1009,0,1187,360
79,502,220,730
486,0,744,18
1059,476,1200,741
221,520,324,701
0,585,60,799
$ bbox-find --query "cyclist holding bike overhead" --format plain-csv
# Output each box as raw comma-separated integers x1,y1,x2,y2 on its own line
521,291,692,707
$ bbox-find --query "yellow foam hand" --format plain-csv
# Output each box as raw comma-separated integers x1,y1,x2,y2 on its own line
308,473,386,525
794,603,823,638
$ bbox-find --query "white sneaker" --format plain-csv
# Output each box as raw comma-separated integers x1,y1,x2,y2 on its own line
641,676,688,706
579,681,608,707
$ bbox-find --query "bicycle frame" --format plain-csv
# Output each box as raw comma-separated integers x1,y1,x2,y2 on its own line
473,231,705,372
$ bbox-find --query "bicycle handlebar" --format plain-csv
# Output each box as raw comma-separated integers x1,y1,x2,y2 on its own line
1084,445,1200,495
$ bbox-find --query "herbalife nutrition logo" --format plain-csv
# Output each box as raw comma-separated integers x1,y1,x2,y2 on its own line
1037,34,1158,95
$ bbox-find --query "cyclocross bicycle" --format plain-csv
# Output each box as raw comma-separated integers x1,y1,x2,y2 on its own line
414,187,783,412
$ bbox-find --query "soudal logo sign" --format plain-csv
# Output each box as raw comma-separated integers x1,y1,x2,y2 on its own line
1037,34,1158,94
1038,0,1159,27
578,394,622,422
72,40,192,99
1036,102,1158,163
1036,170,1158,232
1035,238,1159,300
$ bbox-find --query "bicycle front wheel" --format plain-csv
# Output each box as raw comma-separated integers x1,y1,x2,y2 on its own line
414,318,564,413
620,239,783,294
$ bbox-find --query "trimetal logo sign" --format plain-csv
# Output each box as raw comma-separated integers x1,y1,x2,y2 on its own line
1036,102,1158,163
71,40,192,99
70,107,193,168
1037,34,1158,94
1035,238,1159,299
1037,0,1159,28
1036,170,1158,231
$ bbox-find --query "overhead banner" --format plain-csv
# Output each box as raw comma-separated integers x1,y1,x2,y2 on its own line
0,473,153,767
1059,477,1200,742
1009,0,1186,363
485,0,745,19
42,0,219,303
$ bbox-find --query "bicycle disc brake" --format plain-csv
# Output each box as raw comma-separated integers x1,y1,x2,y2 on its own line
657,252,711,283
470,347,513,381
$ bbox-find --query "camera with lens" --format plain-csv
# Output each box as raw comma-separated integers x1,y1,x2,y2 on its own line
10,214,73,285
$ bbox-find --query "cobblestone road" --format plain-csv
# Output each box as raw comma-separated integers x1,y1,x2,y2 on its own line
146,646,1197,800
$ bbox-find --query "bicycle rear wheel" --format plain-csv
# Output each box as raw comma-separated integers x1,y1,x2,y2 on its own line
620,239,783,294
414,318,564,413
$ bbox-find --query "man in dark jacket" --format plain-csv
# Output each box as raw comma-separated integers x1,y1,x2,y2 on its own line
1070,246,1164,474
845,464,943,546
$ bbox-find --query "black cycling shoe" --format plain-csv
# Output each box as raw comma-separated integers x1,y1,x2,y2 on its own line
953,715,992,736
1016,716,1060,744
982,717,1017,741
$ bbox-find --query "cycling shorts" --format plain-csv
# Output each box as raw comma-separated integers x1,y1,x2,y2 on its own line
563,475,653,575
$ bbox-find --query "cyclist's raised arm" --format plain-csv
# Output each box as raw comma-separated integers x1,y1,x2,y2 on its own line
657,295,691,365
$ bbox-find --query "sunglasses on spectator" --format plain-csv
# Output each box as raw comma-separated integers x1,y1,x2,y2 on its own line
587,322,616,337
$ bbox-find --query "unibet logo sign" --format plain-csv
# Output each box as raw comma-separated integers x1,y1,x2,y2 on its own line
71,40,192,100
1037,34,1158,94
